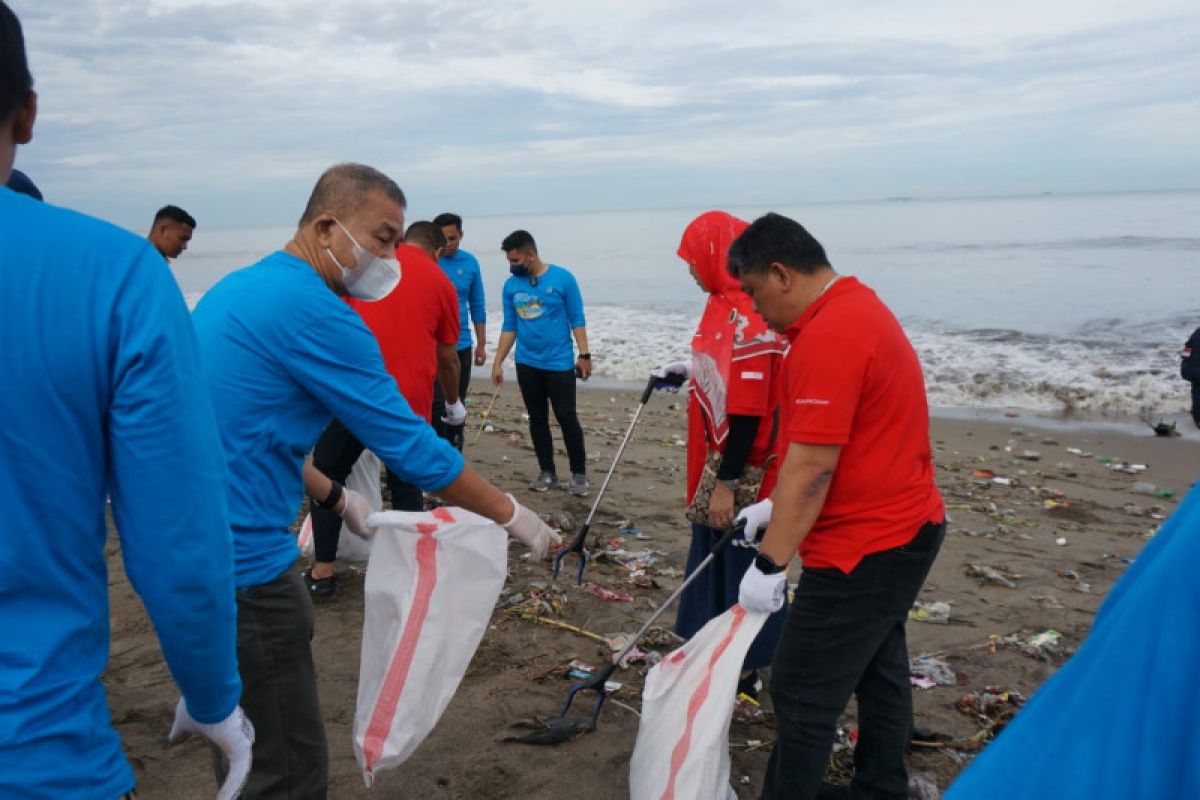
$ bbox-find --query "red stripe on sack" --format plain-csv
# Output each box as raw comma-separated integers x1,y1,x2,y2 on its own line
661,605,747,800
431,506,456,524
298,514,312,551
362,523,440,780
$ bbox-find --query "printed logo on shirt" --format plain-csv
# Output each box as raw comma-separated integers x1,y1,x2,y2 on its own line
514,292,546,320
794,397,831,406
740,371,764,380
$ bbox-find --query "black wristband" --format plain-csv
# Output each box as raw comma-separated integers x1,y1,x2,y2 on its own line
754,552,785,575
315,480,344,510
577,353,591,360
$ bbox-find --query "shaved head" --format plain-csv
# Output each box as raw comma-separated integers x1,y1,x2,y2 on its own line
299,163,406,225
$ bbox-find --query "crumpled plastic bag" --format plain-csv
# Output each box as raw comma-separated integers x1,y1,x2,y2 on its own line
629,604,767,800
353,507,508,786
297,449,382,564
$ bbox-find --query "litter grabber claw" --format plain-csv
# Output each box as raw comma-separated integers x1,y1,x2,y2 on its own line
552,371,686,584
538,520,744,738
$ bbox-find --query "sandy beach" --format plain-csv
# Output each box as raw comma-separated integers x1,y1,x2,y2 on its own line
103,380,1200,799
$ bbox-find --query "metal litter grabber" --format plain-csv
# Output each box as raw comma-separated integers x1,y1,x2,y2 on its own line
552,371,686,584
550,520,745,736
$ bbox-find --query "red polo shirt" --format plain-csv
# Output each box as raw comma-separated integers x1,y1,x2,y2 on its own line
349,244,460,423
778,276,943,573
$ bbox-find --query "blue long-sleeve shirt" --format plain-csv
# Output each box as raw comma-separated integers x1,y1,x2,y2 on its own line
192,251,466,588
438,248,486,350
501,264,586,371
0,188,241,798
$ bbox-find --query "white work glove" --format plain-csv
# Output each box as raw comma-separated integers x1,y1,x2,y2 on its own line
734,498,773,547
650,360,691,391
501,493,562,560
339,488,375,540
441,398,467,426
738,561,788,614
168,699,255,800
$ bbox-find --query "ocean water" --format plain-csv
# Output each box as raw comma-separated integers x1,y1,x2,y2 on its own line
172,190,1200,420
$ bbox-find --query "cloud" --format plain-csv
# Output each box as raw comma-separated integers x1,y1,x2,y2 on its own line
8,0,1199,227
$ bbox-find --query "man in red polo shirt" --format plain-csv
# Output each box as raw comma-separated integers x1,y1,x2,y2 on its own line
728,212,945,800
306,221,463,598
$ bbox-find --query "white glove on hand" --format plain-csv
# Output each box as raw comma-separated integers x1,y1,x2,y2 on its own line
650,360,691,391
501,493,562,560
441,399,467,426
169,699,255,800
738,562,788,614
734,498,773,546
339,488,374,540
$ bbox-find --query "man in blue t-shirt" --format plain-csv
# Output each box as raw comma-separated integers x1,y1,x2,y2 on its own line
0,5,251,797
491,229,592,496
191,164,559,797
433,212,486,449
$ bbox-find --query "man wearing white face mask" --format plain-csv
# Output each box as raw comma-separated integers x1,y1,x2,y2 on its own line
191,163,560,798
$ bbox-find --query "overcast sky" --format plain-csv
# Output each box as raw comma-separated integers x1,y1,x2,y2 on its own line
10,0,1200,228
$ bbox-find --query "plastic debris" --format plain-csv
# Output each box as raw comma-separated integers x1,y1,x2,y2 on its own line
956,686,1024,728
1132,481,1157,495
587,585,633,602
909,601,952,624
910,656,958,688
966,564,1019,588
909,773,941,800
1030,594,1064,609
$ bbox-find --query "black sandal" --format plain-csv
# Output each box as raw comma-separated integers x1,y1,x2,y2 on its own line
303,569,336,599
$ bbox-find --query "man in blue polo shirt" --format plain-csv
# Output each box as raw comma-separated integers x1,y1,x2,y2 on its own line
0,4,251,797
491,229,592,496
433,212,486,449
192,163,559,797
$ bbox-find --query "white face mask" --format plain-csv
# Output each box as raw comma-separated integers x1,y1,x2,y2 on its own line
325,219,401,301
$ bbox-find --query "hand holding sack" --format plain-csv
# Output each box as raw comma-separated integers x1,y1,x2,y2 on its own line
340,488,375,540
501,493,561,560
441,399,467,426
168,699,255,800
738,560,788,614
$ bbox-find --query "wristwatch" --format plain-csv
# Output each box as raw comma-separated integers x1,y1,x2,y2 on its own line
754,552,786,575
577,353,591,360
716,478,739,491
314,480,344,511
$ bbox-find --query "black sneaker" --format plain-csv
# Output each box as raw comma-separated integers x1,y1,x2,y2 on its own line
303,569,336,599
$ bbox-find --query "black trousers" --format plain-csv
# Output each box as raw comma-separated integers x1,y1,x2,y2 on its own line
431,346,472,450
515,363,587,476
1192,383,1200,428
310,419,422,563
213,569,326,799
762,520,945,800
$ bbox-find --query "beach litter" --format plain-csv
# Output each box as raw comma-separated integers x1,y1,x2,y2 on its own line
909,656,958,689
956,687,1024,731
909,601,952,624
909,773,941,800
995,629,1066,662
965,564,1020,588
587,585,633,603
1030,594,1064,609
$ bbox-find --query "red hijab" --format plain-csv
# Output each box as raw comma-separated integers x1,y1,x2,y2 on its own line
677,211,782,503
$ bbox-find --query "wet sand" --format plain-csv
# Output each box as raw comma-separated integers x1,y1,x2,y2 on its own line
104,380,1200,798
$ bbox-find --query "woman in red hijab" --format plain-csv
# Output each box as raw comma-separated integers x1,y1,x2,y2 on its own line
661,210,789,720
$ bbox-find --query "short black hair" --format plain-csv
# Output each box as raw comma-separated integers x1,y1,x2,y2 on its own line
727,212,830,278
0,1,33,124
299,163,406,225
154,204,196,229
501,229,537,253
6,167,41,200
432,212,462,232
404,220,447,252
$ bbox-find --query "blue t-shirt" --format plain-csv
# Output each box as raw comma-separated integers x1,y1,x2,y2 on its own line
501,264,586,371
947,483,1200,799
438,248,486,350
192,251,466,588
0,188,241,798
